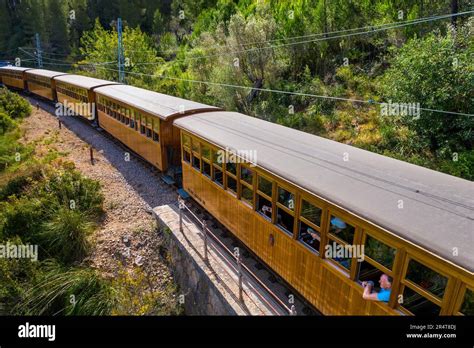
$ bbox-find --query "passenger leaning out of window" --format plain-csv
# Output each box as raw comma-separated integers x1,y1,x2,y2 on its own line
362,274,392,302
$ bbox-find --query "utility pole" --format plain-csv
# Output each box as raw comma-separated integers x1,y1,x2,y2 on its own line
117,18,125,83
35,33,43,68
451,0,459,28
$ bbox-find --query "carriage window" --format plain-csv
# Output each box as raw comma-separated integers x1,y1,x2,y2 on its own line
201,145,210,160
191,139,199,154
258,176,273,197
365,235,396,270
203,161,211,177
401,286,441,316
406,259,447,299
357,261,384,284
140,114,146,134
213,149,223,167
130,111,135,128
299,221,320,253
192,155,201,171
241,167,253,185
327,239,351,270
329,215,355,245
460,288,474,315
226,162,237,176
301,199,322,227
183,149,191,163
182,134,191,149
153,119,160,142
241,185,253,206
278,187,295,210
213,167,223,187
277,207,294,235
257,195,272,220
227,176,237,194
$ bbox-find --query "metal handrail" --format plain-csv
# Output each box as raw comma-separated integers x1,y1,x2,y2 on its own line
178,197,296,315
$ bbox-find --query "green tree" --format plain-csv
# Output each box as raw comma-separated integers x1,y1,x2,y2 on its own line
46,0,70,55
381,20,474,154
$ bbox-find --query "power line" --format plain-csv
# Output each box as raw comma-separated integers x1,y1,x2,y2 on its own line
119,10,474,66
93,66,474,117
234,11,474,47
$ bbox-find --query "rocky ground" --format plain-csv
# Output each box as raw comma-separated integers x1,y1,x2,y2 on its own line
20,99,179,311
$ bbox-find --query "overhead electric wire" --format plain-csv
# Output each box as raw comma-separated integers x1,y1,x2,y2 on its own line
93,66,474,117
122,10,474,65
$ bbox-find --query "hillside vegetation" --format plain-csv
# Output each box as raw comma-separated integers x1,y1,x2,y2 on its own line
1,0,472,179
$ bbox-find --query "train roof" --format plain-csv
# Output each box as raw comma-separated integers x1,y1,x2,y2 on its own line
94,84,220,120
53,74,119,90
25,69,69,79
174,111,474,272
0,66,34,72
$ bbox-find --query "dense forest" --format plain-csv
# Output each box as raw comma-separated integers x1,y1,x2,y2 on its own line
0,0,473,179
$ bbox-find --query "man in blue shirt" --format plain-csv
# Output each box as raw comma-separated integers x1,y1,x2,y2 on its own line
362,274,392,302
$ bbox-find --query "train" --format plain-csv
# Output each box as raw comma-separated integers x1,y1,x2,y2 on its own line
1,65,472,316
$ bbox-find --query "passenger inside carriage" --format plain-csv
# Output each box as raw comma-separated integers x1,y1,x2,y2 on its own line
299,225,321,251
261,204,272,218
362,274,392,302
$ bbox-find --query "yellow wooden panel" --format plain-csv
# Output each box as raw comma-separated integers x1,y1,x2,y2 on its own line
28,82,53,100
98,110,162,169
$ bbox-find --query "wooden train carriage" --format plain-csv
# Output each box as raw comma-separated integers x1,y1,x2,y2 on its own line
0,66,33,90
174,111,474,316
94,84,219,172
53,75,118,121
25,69,69,101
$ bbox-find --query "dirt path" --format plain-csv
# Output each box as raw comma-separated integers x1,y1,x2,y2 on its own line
20,101,177,306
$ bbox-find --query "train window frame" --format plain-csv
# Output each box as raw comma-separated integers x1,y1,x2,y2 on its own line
355,231,397,303
146,120,152,138
224,161,238,196
275,184,296,236
152,118,160,142
182,133,191,150
211,147,224,188
297,195,324,254
239,164,255,208
328,214,356,245
324,210,360,273
398,256,450,316
455,285,474,316
191,138,201,172
362,232,397,272
139,114,146,134
201,144,211,178
256,173,274,221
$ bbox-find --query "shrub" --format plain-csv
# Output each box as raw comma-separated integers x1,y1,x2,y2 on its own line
40,208,95,264
39,169,104,218
0,236,41,313
13,260,117,316
0,112,17,135
0,87,32,119
0,165,44,200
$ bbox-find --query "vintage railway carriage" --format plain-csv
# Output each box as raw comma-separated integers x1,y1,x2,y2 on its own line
53,75,118,121
25,69,69,101
174,111,474,316
94,84,219,172
0,66,33,89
